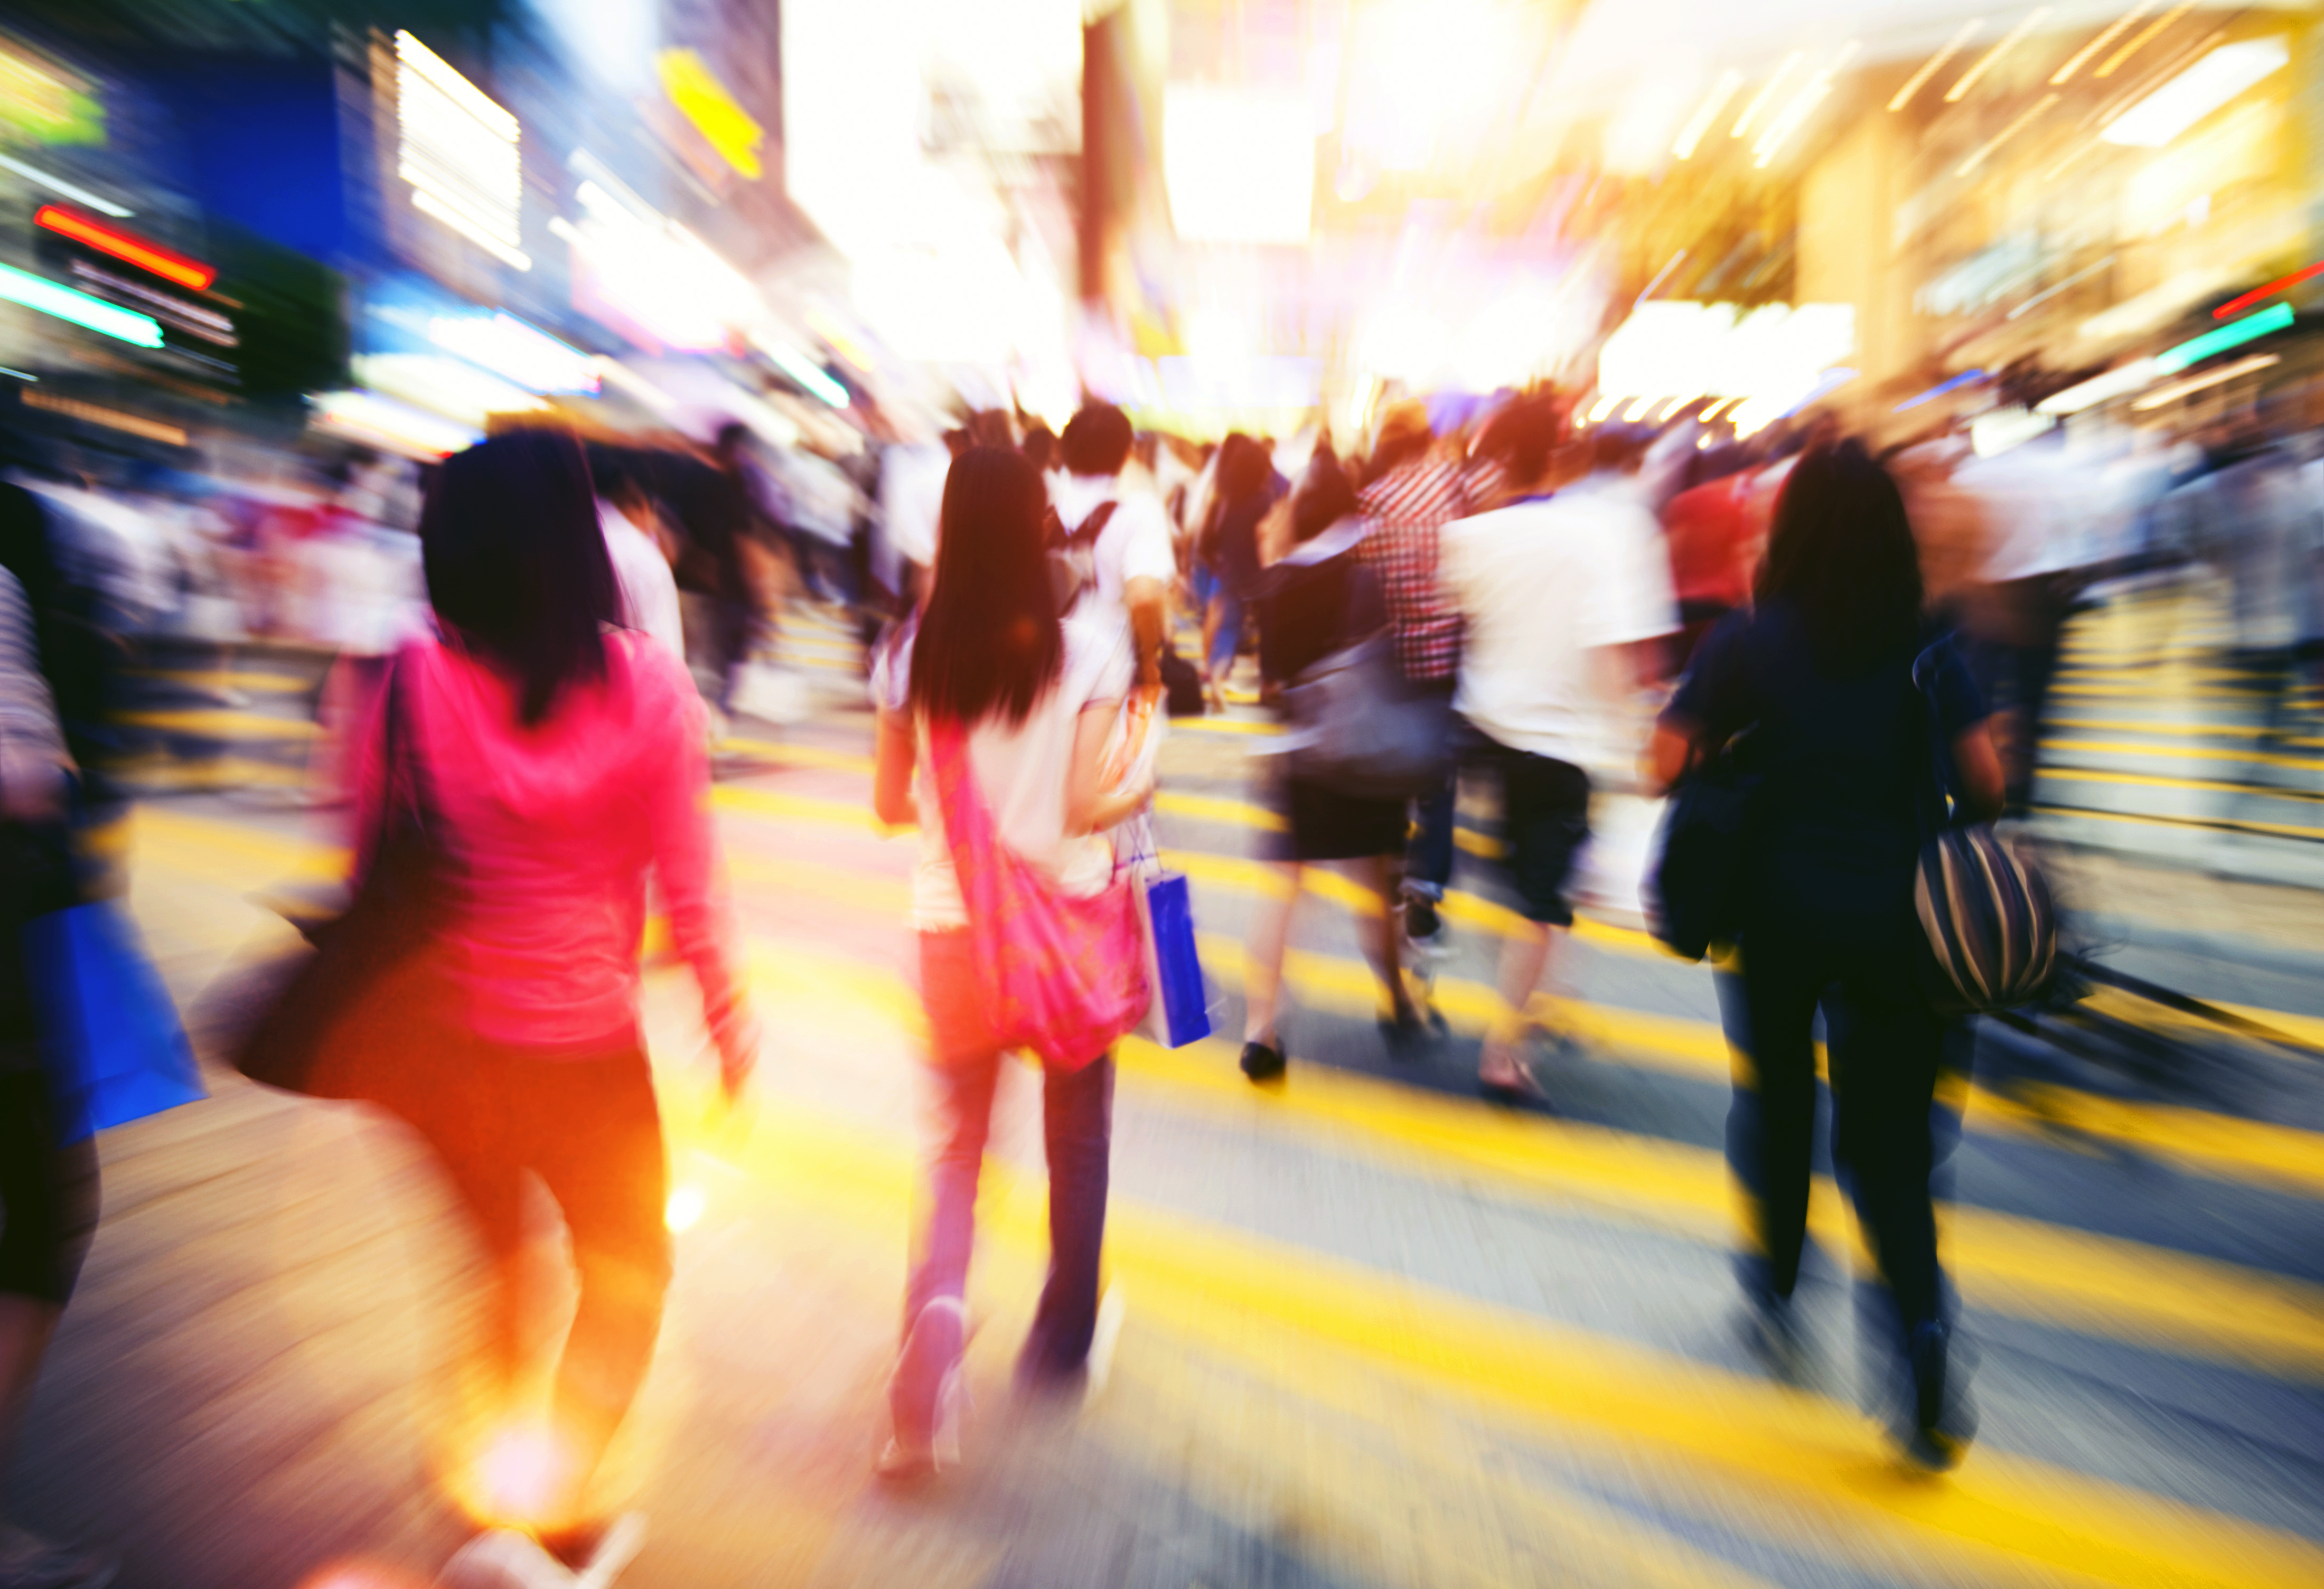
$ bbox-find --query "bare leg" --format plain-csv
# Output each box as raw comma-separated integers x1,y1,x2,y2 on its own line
1480,919,1556,1089
1338,855,1418,1023
1242,863,1304,1044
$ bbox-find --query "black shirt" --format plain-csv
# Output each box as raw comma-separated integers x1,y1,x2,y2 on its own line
1666,601,1985,926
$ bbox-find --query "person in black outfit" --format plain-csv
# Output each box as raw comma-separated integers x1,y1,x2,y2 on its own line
1235,458,1422,1083
662,425,762,713
1650,440,2003,1470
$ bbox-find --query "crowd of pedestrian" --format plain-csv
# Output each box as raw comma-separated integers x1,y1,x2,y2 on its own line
1,375,2320,1586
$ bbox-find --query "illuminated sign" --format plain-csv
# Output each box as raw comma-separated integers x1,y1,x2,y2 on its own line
0,260,163,346
395,31,528,270
427,311,598,394
35,206,215,290
658,51,764,179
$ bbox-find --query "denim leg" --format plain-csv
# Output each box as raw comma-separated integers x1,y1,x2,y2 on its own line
1735,933,1824,1300
1024,1054,1116,1379
903,1051,1004,1332
1825,966,1948,1347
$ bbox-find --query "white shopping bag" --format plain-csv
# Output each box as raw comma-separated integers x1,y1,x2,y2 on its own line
729,662,813,726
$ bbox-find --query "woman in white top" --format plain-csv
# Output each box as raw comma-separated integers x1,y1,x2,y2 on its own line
870,447,1153,1478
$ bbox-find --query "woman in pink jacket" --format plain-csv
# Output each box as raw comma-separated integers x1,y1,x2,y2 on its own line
342,427,754,1568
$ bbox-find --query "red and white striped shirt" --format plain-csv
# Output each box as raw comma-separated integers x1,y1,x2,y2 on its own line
1356,459,1468,683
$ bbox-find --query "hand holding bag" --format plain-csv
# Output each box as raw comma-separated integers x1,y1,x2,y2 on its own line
1910,637,2057,1013
926,718,1148,1071
1105,700,1212,1050
223,649,462,1105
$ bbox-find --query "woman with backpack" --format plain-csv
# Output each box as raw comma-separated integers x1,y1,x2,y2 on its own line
870,446,1154,1478
1235,457,1425,1085
1648,439,2003,1469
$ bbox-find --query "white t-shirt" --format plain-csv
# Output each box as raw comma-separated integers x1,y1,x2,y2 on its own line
1050,471,1176,634
1442,485,1676,766
601,502,685,664
874,614,1133,929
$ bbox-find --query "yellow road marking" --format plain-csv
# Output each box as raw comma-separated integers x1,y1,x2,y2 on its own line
130,808,2324,1375
128,670,314,694
2048,738,2324,772
711,1097,2324,1589
119,709,317,740
2040,766,2324,804
2035,802,2324,842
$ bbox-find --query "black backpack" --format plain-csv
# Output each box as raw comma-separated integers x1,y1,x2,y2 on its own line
1046,500,1117,615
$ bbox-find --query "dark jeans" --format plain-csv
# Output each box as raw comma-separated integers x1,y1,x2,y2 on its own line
1972,573,2075,813
1404,680,1460,902
704,594,756,710
1728,918,1950,1349
0,1067,100,1305
911,930,1114,1381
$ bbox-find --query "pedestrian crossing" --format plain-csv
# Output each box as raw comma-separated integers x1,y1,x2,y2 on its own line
77,587,2324,1586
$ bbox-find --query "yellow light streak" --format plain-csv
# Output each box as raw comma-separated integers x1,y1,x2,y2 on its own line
1730,53,1801,138
1946,7,2052,102
1753,43,1857,168
2051,0,2152,83
1957,92,2060,175
2096,0,2192,78
1890,17,1984,111
1672,70,1744,158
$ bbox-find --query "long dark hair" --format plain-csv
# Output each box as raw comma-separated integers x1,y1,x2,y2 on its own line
421,427,621,726
1756,438,1924,674
908,445,1061,727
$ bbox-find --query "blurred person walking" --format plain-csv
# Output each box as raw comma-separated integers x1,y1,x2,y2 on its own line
1650,440,2001,1469
0,532,110,1589
870,446,1153,1478
591,448,685,666
667,424,764,718
1195,435,1280,713
1048,403,1176,690
1237,458,1425,1083
1441,402,1676,1102
1354,401,1469,964
335,429,755,1567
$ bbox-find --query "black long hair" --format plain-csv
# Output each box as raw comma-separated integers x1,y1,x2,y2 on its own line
908,445,1061,728
420,427,621,726
1756,438,1924,675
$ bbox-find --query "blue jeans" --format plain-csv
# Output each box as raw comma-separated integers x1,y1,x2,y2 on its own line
908,930,1115,1381
1404,681,1462,901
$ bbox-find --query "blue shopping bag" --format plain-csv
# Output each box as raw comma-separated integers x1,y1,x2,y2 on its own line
27,902,205,1144
1137,870,1211,1050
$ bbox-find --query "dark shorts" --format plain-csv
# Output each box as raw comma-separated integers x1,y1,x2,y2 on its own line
1474,733,1591,926
0,1067,100,1305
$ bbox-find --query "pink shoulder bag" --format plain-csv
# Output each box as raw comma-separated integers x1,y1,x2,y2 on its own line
925,717,1149,1071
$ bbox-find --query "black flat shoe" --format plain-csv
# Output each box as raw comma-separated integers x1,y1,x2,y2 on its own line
1239,1039,1286,1082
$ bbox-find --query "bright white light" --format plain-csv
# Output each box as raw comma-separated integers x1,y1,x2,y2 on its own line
1673,71,1744,159
429,312,598,394
1598,300,1854,411
352,352,548,427
2102,38,2288,148
752,334,849,408
1164,87,1314,245
1587,394,1620,423
1731,55,1801,140
0,152,132,217
1755,44,1857,169
559,177,767,352
665,1185,707,1233
593,357,678,416
1946,8,2051,103
2129,352,2278,410
397,31,528,270
1970,405,2055,457
309,389,481,458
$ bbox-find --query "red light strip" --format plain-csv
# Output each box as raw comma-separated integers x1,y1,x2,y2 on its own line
2215,261,2324,321
34,205,215,292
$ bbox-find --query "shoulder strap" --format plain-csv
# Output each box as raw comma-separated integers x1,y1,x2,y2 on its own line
1071,500,1118,547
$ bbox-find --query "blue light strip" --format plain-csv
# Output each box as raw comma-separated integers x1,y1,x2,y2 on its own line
1893,368,1985,413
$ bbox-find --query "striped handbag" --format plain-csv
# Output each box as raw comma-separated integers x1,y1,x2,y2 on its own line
1911,642,2057,1014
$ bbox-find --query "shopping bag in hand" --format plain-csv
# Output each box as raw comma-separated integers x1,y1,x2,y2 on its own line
1107,697,1211,1049
29,901,204,1144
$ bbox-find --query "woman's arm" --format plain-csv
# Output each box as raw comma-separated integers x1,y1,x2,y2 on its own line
1644,716,1699,798
649,680,756,1095
1952,719,2006,822
873,709,919,829
1066,698,1152,834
